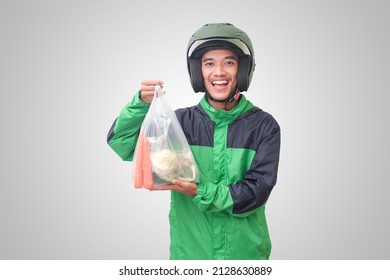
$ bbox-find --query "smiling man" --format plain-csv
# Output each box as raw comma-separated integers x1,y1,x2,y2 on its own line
107,23,281,260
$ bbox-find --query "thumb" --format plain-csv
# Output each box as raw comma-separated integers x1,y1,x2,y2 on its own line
172,179,183,186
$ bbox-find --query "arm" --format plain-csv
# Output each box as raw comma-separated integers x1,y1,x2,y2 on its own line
197,123,280,216
107,91,150,161
159,119,281,217
107,80,164,161
228,122,281,215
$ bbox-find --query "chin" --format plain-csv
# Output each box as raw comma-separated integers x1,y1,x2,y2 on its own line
211,90,232,99
211,94,229,101
206,88,231,100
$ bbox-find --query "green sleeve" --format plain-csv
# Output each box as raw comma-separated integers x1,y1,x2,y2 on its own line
107,91,150,161
192,183,258,218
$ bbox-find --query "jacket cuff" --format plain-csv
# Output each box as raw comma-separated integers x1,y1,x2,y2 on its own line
192,183,219,212
192,183,205,205
131,90,151,108
193,183,212,212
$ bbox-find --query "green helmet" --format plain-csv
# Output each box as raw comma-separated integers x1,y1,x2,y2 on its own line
187,23,256,96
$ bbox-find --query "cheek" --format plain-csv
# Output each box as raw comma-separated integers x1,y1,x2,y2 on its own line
201,67,209,80
232,69,239,82
232,66,238,78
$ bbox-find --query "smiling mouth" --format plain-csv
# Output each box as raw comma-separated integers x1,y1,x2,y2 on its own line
211,80,229,87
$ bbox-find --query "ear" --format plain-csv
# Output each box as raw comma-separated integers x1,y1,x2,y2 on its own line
236,56,250,92
188,58,205,93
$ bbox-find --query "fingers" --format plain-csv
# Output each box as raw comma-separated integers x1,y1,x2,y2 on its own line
171,180,184,186
141,80,164,93
152,185,173,191
141,80,164,87
140,80,164,103
152,180,197,197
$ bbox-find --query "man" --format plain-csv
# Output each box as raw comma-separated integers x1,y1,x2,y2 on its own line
107,23,281,259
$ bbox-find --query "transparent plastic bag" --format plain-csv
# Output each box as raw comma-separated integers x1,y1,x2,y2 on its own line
132,85,199,189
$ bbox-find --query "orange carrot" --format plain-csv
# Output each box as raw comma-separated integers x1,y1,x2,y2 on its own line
133,131,144,188
142,135,154,189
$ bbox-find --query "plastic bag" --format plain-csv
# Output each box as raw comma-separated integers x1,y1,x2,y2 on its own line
133,85,199,189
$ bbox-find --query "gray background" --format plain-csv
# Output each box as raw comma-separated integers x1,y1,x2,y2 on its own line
1,0,389,259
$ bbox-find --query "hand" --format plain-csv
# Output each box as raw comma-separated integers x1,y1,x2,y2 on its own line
140,80,164,103
153,180,198,197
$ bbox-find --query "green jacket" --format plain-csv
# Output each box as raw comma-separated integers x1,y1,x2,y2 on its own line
107,93,281,260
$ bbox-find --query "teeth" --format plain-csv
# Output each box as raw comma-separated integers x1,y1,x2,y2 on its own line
212,81,228,85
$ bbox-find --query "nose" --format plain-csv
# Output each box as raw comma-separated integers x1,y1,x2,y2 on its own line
214,62,226,76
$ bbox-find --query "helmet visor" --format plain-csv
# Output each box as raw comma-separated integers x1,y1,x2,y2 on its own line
188,38,251,58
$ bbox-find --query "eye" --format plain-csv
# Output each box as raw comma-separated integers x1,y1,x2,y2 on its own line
203,61,214,67
225,60,236,66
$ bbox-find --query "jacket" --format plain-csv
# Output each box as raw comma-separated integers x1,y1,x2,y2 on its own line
107,92,281,260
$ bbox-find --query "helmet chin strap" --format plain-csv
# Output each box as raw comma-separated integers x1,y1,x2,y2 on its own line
205,89,241,103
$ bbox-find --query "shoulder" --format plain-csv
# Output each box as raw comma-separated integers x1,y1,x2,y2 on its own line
238,105,280,133
175,103,202,115
175,104,208,122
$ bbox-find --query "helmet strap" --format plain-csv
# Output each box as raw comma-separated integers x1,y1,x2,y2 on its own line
205,88,241,103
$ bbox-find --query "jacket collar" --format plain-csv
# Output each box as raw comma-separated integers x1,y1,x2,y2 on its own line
200,94,254,124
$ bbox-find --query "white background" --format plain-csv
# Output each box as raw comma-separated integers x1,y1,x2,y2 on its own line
0,0,389,259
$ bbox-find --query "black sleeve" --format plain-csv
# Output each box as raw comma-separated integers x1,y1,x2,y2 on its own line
229,118,281,214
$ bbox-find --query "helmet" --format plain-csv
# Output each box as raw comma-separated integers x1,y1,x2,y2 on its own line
187,23,256,97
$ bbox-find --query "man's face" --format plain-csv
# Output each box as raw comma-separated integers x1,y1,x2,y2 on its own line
201,49,238,102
